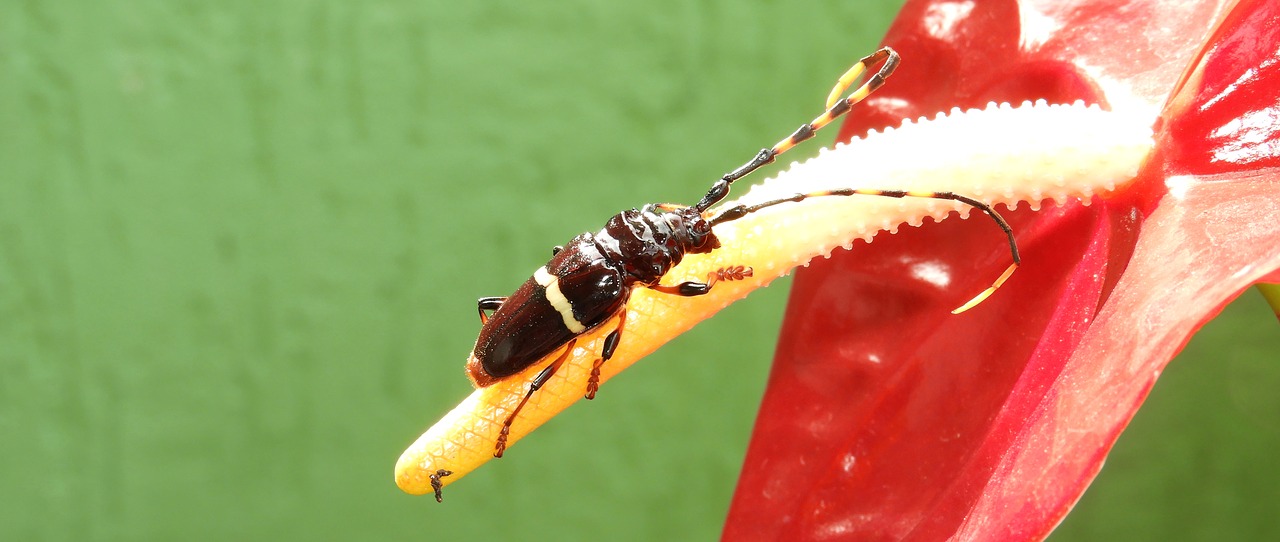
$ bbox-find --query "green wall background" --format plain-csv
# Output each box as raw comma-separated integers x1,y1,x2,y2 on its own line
2,1,1276,540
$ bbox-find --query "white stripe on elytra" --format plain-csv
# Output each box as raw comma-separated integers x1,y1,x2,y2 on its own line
534,266,587,333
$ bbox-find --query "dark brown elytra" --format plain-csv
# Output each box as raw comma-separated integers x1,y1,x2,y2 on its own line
454,47,1021,486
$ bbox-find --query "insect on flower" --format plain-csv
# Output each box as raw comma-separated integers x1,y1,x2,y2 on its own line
443,47,1023,501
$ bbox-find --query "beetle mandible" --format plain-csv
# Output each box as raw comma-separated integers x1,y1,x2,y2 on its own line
460,48,1021,466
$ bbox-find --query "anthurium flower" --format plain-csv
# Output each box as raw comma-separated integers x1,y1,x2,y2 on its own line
724,0,1280,540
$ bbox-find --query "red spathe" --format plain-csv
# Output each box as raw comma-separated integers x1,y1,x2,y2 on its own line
725,0,1280,540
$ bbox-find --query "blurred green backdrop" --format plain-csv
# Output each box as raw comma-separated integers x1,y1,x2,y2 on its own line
2,1,1276,540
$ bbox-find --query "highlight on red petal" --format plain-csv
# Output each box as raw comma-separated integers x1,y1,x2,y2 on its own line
724,0,1279,540
1162,0,1280,175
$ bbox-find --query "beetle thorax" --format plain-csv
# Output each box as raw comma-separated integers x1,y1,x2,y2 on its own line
595,205,719,285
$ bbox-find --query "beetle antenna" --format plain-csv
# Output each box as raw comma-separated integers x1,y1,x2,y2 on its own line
709,188,1020,313
694,47,900,213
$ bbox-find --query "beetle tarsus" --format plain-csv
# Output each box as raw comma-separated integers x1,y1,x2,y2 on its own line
494,426,510,458
429,469,453,503
586,359,603,399
708,265,753,286
586,310,627,400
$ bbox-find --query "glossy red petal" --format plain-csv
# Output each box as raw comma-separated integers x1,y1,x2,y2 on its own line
726,0,1279,539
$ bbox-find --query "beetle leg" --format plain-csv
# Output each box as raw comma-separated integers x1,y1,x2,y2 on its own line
494,338,577,458
477,297,506,325
650,266,754,296
586,309,627,400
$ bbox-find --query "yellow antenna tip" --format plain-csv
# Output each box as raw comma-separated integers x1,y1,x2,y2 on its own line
825,63,868,109
952,262,1019,314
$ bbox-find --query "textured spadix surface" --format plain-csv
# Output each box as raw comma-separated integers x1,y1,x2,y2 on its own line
395,100,1154,495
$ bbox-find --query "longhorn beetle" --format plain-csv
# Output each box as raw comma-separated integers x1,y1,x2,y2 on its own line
461,48,1021,469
